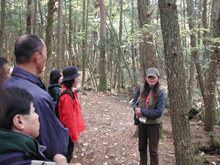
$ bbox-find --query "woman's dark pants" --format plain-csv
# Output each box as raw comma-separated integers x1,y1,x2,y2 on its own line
66,137,74,163
138,123,161,165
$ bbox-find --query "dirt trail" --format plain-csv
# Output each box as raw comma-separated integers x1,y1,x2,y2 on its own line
72,91,176,165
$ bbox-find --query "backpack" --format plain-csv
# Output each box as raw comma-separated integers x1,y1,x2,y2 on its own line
55,89,75,119
48,85,61,101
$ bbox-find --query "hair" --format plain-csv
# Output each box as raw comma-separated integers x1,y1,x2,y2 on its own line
141,79,160,102
0,57,9,68
50,70,61,84
0,88,9,123
0,87,33,130
62,79,75,90
14,34,44,64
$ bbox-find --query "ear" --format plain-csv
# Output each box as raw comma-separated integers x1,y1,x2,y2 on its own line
13,114,25,130
32,52,41,63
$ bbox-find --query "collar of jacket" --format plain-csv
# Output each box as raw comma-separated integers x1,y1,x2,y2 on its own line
0,129,48,160
12,66,46,90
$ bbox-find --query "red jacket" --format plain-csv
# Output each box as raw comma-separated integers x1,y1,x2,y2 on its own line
58,85,85,142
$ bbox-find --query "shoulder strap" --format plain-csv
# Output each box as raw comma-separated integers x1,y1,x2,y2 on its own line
55,90,75,119
59,89,75,99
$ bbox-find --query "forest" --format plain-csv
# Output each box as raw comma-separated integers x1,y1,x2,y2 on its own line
0,0,220,164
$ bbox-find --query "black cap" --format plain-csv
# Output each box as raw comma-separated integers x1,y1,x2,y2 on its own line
62,66,80,82
50,70,61,84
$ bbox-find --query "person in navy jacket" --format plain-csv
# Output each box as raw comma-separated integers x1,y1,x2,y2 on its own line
1,34,69,160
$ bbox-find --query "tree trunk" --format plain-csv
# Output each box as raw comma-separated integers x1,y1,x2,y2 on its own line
204,0,220,131
82,0,86,85
27,0,32,34
186,0,197,109
72,2,78,67
33,0,37,34
131,0,137,92
117,0,123,93
69,0,73,66
97,0,107,91
43,0,57,87
38,0,44,25
0,0,6,57
137,0,157,82
37,0,44,38
203,0,208,50
158,0,195,164
85,0,89,78
57,0,62,70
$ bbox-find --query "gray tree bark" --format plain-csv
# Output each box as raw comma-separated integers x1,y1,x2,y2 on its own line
158,0,195,164
137,0,157,82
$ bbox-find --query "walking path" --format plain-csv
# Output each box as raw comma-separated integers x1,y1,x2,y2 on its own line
72,91,176,165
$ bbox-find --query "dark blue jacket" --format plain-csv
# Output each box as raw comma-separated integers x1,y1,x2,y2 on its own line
132,86,165,118
1,66,69,159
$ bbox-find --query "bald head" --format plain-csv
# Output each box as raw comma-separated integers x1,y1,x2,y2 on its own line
15,34,45,64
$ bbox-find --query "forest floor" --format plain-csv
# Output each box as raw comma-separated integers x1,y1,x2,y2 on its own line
71,90,220,165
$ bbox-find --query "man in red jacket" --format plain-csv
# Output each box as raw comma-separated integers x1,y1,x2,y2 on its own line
58,66,85,162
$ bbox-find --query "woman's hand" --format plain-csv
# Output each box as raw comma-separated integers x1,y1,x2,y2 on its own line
135,107,142,117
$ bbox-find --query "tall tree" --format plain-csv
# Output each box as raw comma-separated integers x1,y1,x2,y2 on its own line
186,0,208,129
82,0,86,85
97,0,107,91
117,0,123,93
43,0,57,86
186,0,197,109
85,0,89,79
158,0,195,164
37,0,44,38
202,0,208,49
57,0,63,70
33,0,37,34
131,0,137,92
137,0,157,82
204,0,220,131
0,0,6,57
27,0,32,34
69,0,73,66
